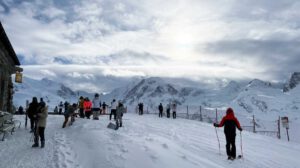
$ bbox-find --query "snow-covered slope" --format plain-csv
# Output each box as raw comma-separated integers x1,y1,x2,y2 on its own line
1,114,299,168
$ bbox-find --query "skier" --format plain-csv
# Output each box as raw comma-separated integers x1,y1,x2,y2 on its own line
78,96,84,118
166,103,171,118
172,103,177,119
32,102,48,148
138,103,144,115
213,108,242,160
110,99,117,120
64,101,69,114
158,103,163,118
27,97,39,132
102,102,107,114
62,103,77,128
115,102,126,129
92,93,101,120
58,101,63,114
84,98,92,119
18,106,24,114
54,106,58,114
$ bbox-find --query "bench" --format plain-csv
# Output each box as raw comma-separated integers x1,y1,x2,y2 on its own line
0,113,17,141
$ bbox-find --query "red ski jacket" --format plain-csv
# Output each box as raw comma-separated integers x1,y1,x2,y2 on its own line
216,108,242,136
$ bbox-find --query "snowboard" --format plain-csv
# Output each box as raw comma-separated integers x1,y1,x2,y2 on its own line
107,122,118,130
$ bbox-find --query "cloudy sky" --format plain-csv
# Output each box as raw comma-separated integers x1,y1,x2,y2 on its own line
1,0,300,92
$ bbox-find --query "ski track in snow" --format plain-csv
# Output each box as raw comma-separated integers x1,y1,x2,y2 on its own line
1,114,300,168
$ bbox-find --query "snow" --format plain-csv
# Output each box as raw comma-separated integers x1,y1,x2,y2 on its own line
1,114,300,168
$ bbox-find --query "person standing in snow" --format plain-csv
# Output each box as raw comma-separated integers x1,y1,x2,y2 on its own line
102,102,107,114
84,98,92,119
27,97,39,132
116,101,126,129
213,108,242,160
62,103,77,128
64,101,69,114
59,101,63,115
138,103,144,115
158,103,163,118
92,93,101,120
32,102,48,148
166,103,171,118
172,103,177,119
110,99,117,120
78,96,84,118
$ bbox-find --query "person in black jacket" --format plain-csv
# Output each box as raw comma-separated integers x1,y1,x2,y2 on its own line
214,108,242,160
27,97,39,132
158,103,163,118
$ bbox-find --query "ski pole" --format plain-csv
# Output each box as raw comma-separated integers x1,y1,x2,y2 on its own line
240,131,243,158
215,127,221,155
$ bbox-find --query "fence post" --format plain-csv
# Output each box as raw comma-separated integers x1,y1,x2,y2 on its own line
186,105,189,119
200,106,203,121
278,116,281,139
253,115,256,133
215,108,218,123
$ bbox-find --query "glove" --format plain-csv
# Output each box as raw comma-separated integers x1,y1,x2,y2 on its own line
213,123,218,127
239,128,243,131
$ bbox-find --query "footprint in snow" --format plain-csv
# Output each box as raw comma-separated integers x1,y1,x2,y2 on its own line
162,143,168,149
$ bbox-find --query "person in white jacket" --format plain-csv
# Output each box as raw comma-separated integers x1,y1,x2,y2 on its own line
110,99,117,120
92,93,101,120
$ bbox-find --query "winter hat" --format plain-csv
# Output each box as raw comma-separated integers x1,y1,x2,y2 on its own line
226,108,234,115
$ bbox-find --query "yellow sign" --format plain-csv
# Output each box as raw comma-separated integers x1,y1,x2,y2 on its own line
15,71,23,83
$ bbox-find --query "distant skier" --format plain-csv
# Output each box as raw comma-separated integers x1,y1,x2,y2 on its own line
214,108,242,160
64,101,69,114
110,99,117,120
92,93,101,120
84,98,92,119
115,102,126,129
18,106,24,114
158,103,163,118
172,103,177,119
102,102,107,114
54,106,58,114
78,96,84,118
166,103,171,118
138,103,144,115
58,101,63,115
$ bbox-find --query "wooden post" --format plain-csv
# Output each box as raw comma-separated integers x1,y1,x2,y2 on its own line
278,116,281,139
215,108,218,123
186,105,189,119
286,128,290,141
200,106,203,121
253,115,256,133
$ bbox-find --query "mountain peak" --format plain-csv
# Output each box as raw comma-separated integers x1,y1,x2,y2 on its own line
283,72,300,92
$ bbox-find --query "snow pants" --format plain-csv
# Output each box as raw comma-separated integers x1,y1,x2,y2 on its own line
173,111,176,119
110,109,116,120
225,134,236,158
159,110,163,117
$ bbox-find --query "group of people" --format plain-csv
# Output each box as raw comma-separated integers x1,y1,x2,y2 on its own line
26,97,48,148
158,102,177,119
25,95,242,161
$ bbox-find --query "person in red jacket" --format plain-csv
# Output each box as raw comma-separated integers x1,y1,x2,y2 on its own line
83,97,92,119
214,108,242,160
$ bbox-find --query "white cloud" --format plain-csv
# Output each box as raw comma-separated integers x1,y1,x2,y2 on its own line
1,0,299,84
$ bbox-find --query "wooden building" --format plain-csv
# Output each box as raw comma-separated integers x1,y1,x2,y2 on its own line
0,22,22,113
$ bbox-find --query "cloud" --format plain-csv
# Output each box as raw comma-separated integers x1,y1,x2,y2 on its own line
1,0,300,85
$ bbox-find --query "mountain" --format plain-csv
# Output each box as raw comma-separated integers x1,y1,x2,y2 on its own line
283,72,300,92
13,77,93,111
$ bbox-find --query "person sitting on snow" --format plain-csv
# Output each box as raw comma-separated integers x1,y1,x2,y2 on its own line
214,107,242,160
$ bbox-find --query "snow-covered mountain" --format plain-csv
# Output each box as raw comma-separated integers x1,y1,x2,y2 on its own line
13,77,93,111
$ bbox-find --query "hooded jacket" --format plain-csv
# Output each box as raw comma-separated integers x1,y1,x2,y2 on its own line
216,108,242,136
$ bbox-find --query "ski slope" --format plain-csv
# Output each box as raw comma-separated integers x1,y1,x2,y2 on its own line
0,114,299,168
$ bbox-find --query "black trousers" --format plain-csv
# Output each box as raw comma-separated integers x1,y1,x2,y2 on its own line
167,110,170,118
30,118,35,130
159,111,163,117
225,134,236,158
79,108,84,118
110,109,116,120
34,127,45,143
173,111,176,119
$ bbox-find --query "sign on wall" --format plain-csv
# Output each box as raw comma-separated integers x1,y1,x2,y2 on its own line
15,71,22,83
